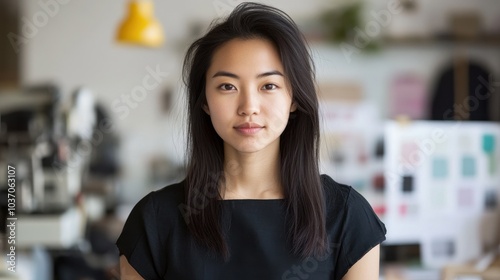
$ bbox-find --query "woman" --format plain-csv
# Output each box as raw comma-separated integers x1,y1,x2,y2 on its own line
117,2,386,279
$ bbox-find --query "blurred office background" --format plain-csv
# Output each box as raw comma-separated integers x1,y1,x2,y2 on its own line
1,0,500,279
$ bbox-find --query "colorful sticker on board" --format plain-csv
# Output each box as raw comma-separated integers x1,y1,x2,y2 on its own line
402,175,414,193
397,204,418,217
399,204,407,217
482,134,496,175
457,187,474,208
401,141,419,166
432,157,448,179
461,156,476,177
482,134,495,153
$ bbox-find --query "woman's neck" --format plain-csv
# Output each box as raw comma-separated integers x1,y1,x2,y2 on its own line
221,142,283,199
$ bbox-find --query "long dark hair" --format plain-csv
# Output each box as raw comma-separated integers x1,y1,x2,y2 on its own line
182,2,326,261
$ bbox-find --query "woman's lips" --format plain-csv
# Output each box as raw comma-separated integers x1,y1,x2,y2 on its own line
234,122,264,135
235,127,263,135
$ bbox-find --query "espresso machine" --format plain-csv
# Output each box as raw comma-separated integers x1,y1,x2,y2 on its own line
0,85,95,215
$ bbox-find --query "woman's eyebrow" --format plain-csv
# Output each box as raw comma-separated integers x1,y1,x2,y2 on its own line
211,70,284,79
212,71,239,79
257,70,284,78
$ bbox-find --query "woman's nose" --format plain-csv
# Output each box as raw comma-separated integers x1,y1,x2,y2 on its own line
237,89,260,116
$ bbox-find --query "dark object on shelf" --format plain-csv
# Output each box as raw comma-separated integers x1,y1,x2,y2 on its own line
375,137,384,158
430,55,494,121
449,11,482,40
88,103,120,176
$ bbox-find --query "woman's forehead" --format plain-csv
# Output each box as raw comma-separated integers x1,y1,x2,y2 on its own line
207,38,285,77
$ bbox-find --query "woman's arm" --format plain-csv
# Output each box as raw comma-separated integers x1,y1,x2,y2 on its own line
120,255,145,280
342,245,381,280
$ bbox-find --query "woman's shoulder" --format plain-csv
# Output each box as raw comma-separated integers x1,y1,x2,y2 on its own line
127,179,186,220
145,179,187,217
320,172,387,233
320,173,384,225
150,178,186,204
320,173,352,206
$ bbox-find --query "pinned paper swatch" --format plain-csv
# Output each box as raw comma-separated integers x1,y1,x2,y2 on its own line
461,156,476,177
402,175,414,193
457,187,474,208
432,157,448,179
482,134,496,175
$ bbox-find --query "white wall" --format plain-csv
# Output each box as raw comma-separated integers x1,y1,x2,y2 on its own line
19,0,500,202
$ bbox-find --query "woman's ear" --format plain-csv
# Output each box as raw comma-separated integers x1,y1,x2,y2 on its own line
290,101,297,112
203,104,210,115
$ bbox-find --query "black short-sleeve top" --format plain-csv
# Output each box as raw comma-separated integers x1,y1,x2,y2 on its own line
116,174,386,280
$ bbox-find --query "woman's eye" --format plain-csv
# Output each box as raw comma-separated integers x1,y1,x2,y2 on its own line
262,84,277,90
219,84,236,91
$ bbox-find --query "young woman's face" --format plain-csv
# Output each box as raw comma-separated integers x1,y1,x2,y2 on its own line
204,38,296,154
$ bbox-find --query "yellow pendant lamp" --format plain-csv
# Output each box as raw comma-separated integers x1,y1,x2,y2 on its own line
116,0,164,47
